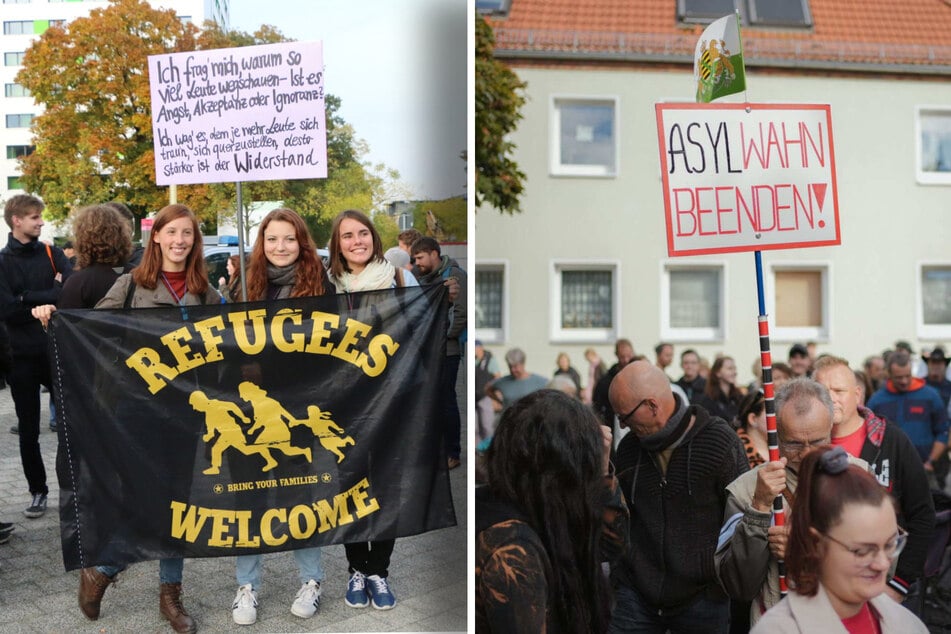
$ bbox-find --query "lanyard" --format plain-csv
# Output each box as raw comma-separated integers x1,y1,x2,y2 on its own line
160,273,189,321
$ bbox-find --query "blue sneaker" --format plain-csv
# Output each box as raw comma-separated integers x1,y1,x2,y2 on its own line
345,571,369,608
366,574,396,610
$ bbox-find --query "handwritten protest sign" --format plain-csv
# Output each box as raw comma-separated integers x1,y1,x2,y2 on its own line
148,41,327,185
655,103,839,257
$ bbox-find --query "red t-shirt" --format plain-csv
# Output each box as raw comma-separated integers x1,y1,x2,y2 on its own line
832,421,867,459
840,602,881,634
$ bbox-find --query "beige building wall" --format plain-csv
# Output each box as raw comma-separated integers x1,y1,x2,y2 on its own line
475,64,951,386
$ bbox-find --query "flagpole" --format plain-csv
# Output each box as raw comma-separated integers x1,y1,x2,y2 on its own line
754,250,787,597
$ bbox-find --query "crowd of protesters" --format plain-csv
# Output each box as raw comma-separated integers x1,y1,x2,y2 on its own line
476,337,950,633
2,195,461,633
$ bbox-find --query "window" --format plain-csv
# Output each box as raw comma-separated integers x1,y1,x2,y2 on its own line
550,96,618,177
3,21,32,35
6,145,33,159
550,261,618,343
678,0,738,24
918,264,951,339
662,263,725,341
5,114,33,128
678,0,812,27
6,176,23,190
769,264,830,341
476,0,511,15
747,0,812,27
475,261,507,344
4,52,26,66
917,107,951,184
4,83,29,98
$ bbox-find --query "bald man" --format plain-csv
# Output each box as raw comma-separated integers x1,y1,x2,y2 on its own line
607,361,748,634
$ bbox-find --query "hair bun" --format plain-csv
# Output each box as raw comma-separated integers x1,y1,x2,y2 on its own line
819,445,849,475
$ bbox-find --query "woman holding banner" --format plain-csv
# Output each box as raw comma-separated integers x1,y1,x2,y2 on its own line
83,204,218,634
325,209,413,611
226,207,334,627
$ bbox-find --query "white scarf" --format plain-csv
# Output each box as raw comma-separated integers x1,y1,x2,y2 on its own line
329,258,395,293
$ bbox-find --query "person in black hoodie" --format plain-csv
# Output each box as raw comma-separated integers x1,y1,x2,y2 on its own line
0,194,72,519
608,360,748,633
476,389,627,633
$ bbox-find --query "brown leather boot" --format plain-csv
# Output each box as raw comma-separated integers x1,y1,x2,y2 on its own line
78,567,113,620
159,582,197,633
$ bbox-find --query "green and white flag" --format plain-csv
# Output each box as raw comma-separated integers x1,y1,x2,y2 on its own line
694,14,746,103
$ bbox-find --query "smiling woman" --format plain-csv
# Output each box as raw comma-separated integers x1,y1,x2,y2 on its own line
751,446,928,633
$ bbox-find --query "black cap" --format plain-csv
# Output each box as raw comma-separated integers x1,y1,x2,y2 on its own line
789,343,808,358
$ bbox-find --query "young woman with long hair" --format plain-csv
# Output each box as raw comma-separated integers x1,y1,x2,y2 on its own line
752,445,927,633
227,207,332,627
325,209,413,611
476,389,622,633
695,355,744,421
81,204,219,634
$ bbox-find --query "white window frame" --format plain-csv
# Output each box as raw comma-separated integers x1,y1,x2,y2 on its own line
767,262,831,342
660,259,727,342
474,260,508,345
549,94,619,178
917,261,951,340
549,259,620,343
916,106,951,185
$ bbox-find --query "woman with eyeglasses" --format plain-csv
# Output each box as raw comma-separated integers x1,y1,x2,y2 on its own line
751,445,927,633
733,390,769,468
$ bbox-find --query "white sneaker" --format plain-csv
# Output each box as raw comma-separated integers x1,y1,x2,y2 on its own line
232,584,258,625
291,579,321,619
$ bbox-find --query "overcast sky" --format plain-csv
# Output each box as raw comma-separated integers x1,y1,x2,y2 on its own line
227,0,468,201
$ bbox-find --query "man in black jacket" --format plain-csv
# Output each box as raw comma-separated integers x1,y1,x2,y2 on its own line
0,195,72,518
814,354,934,603
607,360,748,633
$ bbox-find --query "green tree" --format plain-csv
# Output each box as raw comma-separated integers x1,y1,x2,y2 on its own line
17,0,402,240
411,197,466,241
475,15,527,215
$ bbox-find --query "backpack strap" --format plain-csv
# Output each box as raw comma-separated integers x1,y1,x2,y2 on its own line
44,243,57,275
123,279,136,308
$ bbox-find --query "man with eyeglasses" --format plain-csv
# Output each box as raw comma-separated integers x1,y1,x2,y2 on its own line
814,355,934,607
606,360,748,633
715,378,869,628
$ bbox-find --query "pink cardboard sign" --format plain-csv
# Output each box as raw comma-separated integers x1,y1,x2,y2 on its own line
148,41,327,185
655,103,840,257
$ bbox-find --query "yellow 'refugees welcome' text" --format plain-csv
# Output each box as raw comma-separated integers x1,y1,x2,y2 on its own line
126,308,400,394
169,477,380,548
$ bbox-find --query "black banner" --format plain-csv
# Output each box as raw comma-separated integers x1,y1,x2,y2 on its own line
49,284,456,571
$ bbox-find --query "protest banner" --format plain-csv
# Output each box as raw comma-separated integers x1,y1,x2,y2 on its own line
50,285,455,571
147,41,327,185
655,103,840,257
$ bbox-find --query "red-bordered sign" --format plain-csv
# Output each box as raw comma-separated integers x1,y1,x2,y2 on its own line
655,103,840,257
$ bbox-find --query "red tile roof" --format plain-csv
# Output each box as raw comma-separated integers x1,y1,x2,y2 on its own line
489,0,951,71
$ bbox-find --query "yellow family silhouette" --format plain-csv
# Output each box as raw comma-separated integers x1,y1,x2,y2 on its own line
190,381,355,476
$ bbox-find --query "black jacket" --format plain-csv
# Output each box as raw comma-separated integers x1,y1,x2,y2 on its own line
855,406,935,593
613,404,749,610
0,233,72,356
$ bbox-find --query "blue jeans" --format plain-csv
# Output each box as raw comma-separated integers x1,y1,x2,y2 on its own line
608,584,729,634
98,558,183,584
236,547,324,589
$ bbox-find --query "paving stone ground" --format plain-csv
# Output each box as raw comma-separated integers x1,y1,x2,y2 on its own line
0,359,467,634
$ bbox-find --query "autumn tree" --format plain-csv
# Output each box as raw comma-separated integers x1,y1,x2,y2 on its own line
475,15,526,215
17,0,400,243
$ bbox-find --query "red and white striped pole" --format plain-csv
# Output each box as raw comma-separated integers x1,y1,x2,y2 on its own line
755,251,786,596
